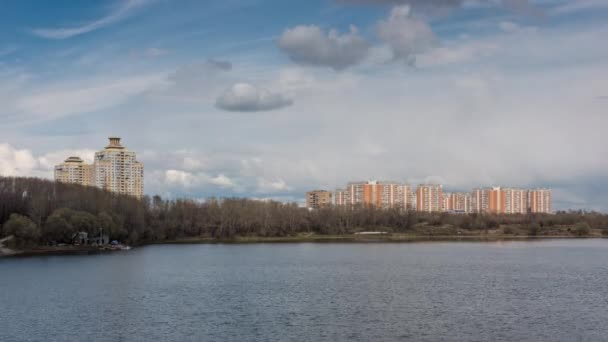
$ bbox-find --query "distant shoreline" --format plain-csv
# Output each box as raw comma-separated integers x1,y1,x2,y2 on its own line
3,233,606,258
160,233,607,245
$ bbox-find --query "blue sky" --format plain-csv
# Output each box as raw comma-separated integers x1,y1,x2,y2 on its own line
1,0,607,210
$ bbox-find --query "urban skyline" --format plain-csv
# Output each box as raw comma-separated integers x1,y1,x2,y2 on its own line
308,181,552,214
50,136,558,212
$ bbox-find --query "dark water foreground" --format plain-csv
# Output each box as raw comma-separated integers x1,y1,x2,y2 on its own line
1,240,608,342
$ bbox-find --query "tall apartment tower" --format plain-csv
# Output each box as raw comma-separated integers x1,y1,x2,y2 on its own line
488,187,505,213
444,192,472,213
94,137,144,198
340,181,413,209
471,188,491,213
306,190,333,209
416,184,443,212
503,188,528,214
334,189,347,206
529,189,552,213
397,183,414,210
54,157,93,186
488,187,532,214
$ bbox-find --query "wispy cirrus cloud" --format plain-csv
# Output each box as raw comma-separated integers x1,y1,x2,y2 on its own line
0,46,18,58
551,0,608,16
29,0,149,39
15,72,168,121
337,0,541,16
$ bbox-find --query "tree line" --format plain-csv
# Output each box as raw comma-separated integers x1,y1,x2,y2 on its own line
1,176,607,246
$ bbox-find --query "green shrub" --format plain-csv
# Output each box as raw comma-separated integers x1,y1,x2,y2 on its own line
527,223,541,236
2,214,41,246
574,222,591,237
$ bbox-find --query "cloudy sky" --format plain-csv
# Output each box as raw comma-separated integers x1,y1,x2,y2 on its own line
0,0,607,210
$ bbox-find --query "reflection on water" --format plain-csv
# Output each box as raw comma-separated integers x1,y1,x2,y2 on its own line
1,239,608,342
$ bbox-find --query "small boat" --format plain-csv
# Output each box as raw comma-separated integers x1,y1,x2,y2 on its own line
109,240,132,251
108,244,131,251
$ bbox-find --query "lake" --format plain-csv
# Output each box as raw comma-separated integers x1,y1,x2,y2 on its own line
1,240,608,342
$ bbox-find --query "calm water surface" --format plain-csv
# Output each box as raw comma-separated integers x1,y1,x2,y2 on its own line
1,240,608,342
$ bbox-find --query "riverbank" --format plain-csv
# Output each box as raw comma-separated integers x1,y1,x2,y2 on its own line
163,233,606,245
0,244,117,258
163,224,607,244
0,241,132,258
3,226,606,257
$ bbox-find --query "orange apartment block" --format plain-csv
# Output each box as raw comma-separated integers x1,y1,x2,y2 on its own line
488,187,506,213
337,181,413,209
416,184,443,212
488,187,551,214
529,189,552,213
329,182,552,214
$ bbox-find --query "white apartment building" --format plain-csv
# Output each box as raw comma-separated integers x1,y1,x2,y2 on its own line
503,188,528,214
471,188,491,213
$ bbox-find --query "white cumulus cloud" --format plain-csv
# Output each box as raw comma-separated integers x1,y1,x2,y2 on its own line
278,25,370,70
0,144,94,178
216,83,293,112
0,144,38,177
377,5,436,64
165,170,236,189
257,178,291,193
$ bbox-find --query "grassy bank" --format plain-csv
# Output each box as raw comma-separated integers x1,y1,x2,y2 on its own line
161,224,607,244
3,224,606,257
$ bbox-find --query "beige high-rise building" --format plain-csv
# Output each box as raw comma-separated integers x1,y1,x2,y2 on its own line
54,137,144,198
416,184,443,212
306,190,332,209
54,157,93,186
94,137,144,198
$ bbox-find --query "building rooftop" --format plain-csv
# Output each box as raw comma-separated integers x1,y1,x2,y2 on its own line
64,156,84,163
105,137,125,149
